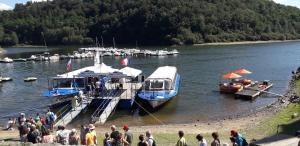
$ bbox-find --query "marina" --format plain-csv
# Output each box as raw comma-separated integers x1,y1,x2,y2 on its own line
0,47,179,63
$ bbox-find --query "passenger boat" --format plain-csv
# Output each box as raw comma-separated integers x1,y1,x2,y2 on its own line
138,66,181,108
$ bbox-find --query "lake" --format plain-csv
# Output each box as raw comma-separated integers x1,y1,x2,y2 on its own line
0,41,299,126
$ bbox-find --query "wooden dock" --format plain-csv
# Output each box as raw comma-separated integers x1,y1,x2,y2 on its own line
235,81,273,100
54,98,92,126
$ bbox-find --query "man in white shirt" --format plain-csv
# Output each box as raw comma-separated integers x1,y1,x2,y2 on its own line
196,134,207,146
146,130,155,146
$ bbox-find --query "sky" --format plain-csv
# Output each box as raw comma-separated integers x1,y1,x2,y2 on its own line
0,0,300,10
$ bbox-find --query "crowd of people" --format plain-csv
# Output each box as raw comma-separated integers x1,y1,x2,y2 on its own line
2,110,249,146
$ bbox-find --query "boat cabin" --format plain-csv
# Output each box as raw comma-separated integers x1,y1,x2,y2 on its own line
143,66,177,91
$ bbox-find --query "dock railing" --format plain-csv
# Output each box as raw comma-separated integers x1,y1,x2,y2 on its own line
90,89,123,123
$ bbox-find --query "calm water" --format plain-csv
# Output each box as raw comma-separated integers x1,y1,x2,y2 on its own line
0,41,299,126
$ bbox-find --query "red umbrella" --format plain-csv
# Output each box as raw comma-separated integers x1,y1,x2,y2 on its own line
233,68,252,74
222,72,242,79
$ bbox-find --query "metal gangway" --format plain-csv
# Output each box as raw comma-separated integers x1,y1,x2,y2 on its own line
91,89,125,124
54,97,92,127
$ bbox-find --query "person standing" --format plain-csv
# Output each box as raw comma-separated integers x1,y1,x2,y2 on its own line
176,130,187,146
138,134,149,146
211,132,221,146
17,113,26,126
18,122,29,142
46,109,56,131
123,124,133,146
69,129,80,145
196,134,207,146
146,130,155,146
103,132,111,146
80,125,88,145
85,124,97,146
230,130,247,146
110,125,119,141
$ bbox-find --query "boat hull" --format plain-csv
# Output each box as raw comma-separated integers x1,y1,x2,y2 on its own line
138,74,180,108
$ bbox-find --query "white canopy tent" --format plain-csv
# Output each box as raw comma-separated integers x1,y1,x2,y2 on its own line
119,67,142,78
58,63,119,78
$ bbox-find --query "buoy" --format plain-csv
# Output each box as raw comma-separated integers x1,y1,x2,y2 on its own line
24,77,37,82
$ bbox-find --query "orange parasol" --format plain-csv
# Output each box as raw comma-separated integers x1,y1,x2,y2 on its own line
233,68,252,74
223,72,242,79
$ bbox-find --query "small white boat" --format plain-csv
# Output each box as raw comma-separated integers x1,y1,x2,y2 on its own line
155,50,168,56
24,77,37,82
167,49,179,55
13,58,27,62
113,51,121,56
28,55,38,61
0,57,13,63
1,77,12,82
49,54,60,61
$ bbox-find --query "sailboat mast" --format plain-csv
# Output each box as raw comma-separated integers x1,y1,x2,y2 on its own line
113,37,116,49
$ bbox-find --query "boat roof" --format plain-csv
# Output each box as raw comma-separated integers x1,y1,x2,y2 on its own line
147,66,177,80
119,67,142,78
57,63,142,78
57,63,119,78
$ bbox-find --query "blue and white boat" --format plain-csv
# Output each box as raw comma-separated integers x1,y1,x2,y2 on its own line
138,66,180,108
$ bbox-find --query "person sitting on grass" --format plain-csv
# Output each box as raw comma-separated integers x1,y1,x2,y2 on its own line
3,118,15,131
176,130,187,146
196,134,207,146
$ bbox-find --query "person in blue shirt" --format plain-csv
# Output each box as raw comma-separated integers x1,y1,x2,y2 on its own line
230,130,247,146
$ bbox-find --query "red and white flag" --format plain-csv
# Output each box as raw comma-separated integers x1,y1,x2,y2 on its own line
67,59,72,71
120,58,129,66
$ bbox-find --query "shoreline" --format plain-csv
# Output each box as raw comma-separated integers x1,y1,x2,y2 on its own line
2,39,300,48
194,39,300,46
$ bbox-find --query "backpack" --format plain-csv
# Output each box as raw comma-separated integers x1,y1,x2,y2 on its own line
242,137,248,146
49,112,57,122
149,138,156,146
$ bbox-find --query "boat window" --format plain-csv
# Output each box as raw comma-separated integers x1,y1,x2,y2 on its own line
74,78,85,88
53,79,72,88
150,80,164,90
164,80,172,90
144,80,151,90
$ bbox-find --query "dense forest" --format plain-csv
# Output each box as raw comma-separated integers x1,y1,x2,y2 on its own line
0,0,300,46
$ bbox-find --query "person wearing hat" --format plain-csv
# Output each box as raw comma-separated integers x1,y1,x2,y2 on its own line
123,124,133,146
230,130,247,146
86,124,97,146
18,113,26,126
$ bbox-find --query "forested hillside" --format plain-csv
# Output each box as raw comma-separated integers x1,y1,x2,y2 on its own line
0,0,300,46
